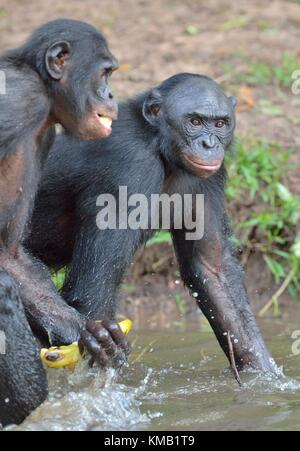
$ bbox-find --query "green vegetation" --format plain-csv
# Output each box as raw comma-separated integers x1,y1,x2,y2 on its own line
147,230,172,246
227,139,300,314
239,62,273,86
220,15,251,32
223,53,300,88
185,25,199,36
51,268,66,291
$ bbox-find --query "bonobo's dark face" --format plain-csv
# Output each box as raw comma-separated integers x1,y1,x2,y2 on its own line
165,79,236,178
45,23,119,140
143,75,236,178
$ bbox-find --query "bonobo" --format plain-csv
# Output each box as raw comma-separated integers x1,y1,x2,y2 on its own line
0,271,47,426
28,73,278,374
0,19,126,427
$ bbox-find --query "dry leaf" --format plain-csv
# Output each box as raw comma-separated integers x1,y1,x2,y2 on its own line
237,86,255,111
118,63,132,73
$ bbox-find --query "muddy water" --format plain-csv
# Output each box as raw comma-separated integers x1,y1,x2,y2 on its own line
12,314,300,432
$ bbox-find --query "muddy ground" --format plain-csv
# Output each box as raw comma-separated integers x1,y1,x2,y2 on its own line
0,0,299,326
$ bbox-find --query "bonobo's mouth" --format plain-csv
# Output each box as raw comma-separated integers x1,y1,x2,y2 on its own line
78,112,116,140
183,154,222,177
96,114,113,132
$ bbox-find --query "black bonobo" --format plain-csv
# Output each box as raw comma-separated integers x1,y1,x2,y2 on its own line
28,73,278,376
0,19,123,426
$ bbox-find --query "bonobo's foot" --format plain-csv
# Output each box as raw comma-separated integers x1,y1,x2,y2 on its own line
80,320,132,368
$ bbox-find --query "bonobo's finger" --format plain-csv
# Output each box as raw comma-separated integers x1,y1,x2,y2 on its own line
86,320,118,358
80,330,109,368
101,319,132,355
86,320,130,368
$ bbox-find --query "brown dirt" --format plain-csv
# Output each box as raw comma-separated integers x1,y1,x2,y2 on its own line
0,0,299,323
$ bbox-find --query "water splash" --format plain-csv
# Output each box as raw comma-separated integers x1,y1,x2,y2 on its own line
11,361,155,432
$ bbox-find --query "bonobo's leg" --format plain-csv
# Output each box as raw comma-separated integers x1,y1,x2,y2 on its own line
172,203,277,374
0,270,47,427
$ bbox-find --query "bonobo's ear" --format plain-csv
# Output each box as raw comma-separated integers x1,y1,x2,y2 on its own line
142,89,163,126
228,96,238,109
45,41,71,81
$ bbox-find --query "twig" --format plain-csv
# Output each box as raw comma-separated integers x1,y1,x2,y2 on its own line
259,267,296,317
227,331,242,387
131,339,158,364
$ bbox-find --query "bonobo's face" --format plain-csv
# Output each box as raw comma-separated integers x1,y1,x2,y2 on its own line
72,52,119,140
45,27,119,140
143,76,236,178
165,79,236,178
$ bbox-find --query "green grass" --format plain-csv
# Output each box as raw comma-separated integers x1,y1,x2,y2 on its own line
227,139,300,314
220,15,251,32
225,53,300,88
239,62,273,86
274,53,300,87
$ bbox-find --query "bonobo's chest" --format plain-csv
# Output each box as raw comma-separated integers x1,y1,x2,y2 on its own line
163,169,203,197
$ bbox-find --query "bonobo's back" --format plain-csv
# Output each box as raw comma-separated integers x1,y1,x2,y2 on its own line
0,60,48,157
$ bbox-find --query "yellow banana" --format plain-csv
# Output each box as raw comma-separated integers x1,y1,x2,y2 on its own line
40,319,133,369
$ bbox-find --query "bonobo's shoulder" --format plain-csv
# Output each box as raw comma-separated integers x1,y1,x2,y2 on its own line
0,58,47,102
0,54,43,89
0,59,49,154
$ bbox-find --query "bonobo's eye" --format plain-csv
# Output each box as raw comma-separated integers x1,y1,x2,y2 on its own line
100,68,112,80
190,117,202,127
215,120,226,128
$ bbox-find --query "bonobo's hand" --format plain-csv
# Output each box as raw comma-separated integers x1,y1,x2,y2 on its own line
80,320,132,368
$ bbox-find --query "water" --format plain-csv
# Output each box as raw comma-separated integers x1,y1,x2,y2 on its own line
9,314,300,431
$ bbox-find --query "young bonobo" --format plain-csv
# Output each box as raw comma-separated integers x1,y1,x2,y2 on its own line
0,19,123,426
28,74,278,376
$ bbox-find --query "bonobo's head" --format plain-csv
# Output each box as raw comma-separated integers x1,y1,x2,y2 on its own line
143,73,236,178
20,19,118,140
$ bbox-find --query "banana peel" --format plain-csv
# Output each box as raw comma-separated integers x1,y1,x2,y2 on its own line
40,319,133,370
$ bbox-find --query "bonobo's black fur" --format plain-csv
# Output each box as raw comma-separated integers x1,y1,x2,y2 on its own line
28,73,277,375
0,271,47,427
0,19,125,427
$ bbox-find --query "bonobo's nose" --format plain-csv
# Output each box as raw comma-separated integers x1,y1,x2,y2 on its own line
202,134,216,149
97,86,113,100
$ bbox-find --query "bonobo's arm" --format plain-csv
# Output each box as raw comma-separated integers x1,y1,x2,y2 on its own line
63,221,146,320
1,249,130,368
62,224,146,365
172,197,277,374
62,155,165,321
2,249,84,346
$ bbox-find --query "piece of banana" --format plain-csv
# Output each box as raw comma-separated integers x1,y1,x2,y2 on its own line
40,319,133,369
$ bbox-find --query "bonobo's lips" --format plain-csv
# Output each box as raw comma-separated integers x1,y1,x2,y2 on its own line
94,103,118,137
183,154,223,178
96,114,113,132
